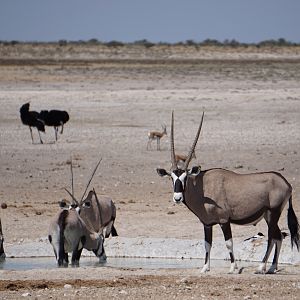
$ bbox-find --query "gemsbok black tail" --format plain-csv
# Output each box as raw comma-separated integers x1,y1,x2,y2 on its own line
58,209,69,266
111,224,118,237
287,196,300,251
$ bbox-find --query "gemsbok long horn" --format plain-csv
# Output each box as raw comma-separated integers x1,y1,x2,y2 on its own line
183,111,204,170
170,111,177,170
64,188,79,206
70,158,74,198
80,158,102,203
64,158,79,206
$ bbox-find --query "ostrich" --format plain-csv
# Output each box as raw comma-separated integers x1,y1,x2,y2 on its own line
19,102,45,144
39,109,69,141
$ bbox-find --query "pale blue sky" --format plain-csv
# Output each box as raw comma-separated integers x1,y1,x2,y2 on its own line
0,0,299,43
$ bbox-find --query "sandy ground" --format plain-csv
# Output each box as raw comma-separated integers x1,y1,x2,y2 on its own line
0,44,300,298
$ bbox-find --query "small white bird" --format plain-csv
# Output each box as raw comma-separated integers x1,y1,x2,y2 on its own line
244,232,264,242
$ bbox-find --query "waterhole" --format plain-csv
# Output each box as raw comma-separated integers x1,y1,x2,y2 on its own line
0,257,232,271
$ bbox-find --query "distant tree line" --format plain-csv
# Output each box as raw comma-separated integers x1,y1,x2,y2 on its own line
0,38,299,48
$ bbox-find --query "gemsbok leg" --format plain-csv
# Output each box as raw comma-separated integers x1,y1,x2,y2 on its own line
220,222,238,273
201,225,212,273
256,209,282,274
71,236,85,266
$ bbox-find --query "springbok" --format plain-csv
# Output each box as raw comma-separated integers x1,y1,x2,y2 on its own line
175,149,196,167
147,124,167,151
48,158,118,266
157,111,300,274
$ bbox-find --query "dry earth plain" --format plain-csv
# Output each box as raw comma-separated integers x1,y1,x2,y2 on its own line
0,44,300,299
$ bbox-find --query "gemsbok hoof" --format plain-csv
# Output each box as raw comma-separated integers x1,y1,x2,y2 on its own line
266,265,278,274
255,266,266,274
200,265,210,273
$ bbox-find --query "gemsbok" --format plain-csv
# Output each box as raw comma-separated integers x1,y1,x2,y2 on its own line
147,124,167,151
157,111,300,274
48,158,118,266
48,201,105,266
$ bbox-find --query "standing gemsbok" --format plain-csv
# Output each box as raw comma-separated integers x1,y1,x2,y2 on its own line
157,111,300,274
48,158,117,266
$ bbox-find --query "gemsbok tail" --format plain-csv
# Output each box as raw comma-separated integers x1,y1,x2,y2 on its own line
111,224,118,237
58,209,69,265
287,196,300,251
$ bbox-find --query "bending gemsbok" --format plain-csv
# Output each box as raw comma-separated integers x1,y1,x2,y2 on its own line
157,111,299,274
48,158,118,266
48,200,105,266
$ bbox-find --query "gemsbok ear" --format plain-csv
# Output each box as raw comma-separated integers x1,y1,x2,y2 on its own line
83,201,91,208
59,200,67,208
156,168,170,177
188,166,201,176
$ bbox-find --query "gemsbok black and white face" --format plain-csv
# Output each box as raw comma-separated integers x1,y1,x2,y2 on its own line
157,167,201,203
157,111,204,203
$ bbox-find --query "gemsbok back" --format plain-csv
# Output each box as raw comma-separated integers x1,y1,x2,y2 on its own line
157,111,300,274
48,158,118,266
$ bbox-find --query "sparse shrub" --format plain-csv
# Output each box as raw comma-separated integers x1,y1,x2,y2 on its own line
58,39,67,46
106,40,124,47
185,39,198,46
133,39,155,48
258,38,294,47
88,38,99,45
200,39,222,46
223,39,241,47
10,40,19,46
